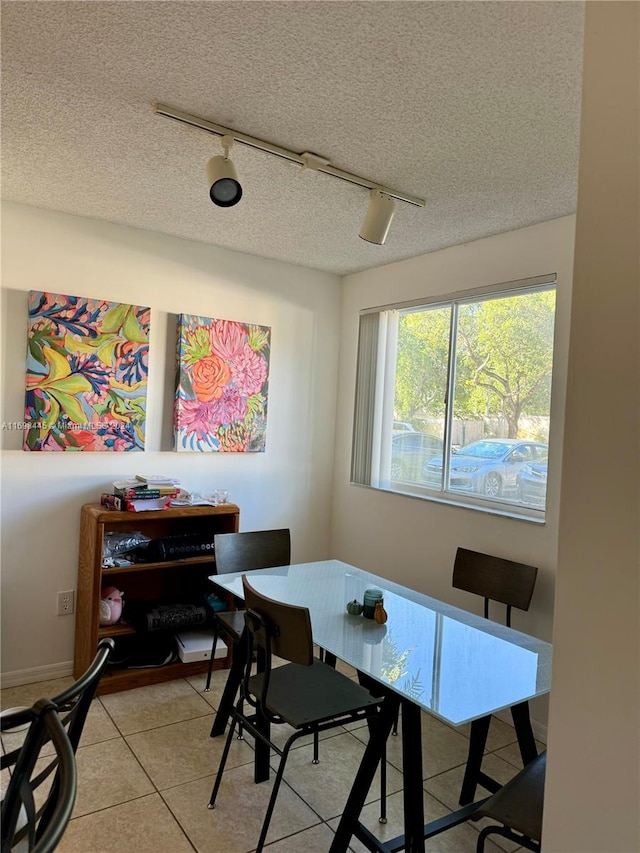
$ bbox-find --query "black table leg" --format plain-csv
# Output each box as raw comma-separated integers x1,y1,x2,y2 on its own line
459,715,492,805
329,694,399,853
511,701,537,765
401,700,426,853
459,701,537,806
210,631,246,738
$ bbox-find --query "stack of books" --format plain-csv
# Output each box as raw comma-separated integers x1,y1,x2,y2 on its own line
101,476,181,512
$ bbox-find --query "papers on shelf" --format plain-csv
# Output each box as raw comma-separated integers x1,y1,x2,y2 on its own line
170,491,217,507
126,497,172,512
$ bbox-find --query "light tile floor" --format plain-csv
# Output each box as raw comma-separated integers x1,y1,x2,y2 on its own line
1,662,545,853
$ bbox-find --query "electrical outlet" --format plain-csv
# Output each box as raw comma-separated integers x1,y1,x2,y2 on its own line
57,590,75,616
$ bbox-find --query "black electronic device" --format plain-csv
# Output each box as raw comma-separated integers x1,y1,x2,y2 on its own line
147,534,215,562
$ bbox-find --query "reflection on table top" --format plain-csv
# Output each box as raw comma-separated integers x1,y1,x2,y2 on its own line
209,559,552,727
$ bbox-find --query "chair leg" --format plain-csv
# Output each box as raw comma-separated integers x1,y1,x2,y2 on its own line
324,651,337,668
235,666,245,740
255,737,296,853
208,711,238,808
476,825,493,853
379,741,387,823
476,825,540,853
312,730,319,764
204,628,219,692
392,705,399,736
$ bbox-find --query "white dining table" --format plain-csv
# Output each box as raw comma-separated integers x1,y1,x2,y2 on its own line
209,559,552,853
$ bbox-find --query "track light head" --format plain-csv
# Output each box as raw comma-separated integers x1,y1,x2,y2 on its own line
359,189,396,245
206,136,242,207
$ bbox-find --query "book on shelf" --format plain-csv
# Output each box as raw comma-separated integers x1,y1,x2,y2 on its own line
135,475,180,486
100,493,173,512
114,486,179,499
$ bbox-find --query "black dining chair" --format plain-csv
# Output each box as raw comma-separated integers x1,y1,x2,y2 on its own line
1,699,77,853
203,529,291,694
452,547,539,804
472,750,546,852
207,576,383,853
1,638,114,853
1,638,114,767
453,547,538,629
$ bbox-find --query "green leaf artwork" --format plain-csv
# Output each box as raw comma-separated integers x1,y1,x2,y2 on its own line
24,291,150,451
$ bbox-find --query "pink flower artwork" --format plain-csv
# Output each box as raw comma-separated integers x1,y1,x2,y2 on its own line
174,315,270,452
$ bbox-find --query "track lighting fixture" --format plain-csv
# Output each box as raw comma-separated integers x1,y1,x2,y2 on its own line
359,189,396,245
154,103,425,241
206,135,242,207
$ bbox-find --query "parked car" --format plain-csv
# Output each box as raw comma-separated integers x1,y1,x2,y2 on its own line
393,420,416,433
390,432,443,482
517,458,548,507
423,438,548,498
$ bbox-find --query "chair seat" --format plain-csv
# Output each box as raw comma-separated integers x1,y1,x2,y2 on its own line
474,751,546,841
249,659,379,728
215,610,245,644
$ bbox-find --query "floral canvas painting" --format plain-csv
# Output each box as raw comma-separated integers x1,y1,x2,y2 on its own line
174,315,270,452
24,291,150,451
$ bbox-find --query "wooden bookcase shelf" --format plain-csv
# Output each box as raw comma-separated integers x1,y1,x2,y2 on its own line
74,502,240,695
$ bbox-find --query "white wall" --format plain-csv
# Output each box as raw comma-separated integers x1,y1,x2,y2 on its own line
543,3,640,851
0,202,341,679
332,216,576,732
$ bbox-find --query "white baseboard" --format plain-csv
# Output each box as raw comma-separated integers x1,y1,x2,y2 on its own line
1,661,74,689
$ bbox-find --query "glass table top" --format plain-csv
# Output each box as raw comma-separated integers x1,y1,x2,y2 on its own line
209,559,552,727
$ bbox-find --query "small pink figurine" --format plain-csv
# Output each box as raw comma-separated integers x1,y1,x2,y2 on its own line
99,586,124,626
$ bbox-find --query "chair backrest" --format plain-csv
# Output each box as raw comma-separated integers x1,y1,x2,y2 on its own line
213,529,291,576
50,637,114,751
1,698,77,853
452,547,538,627
242,575,313,666
1,638,114,776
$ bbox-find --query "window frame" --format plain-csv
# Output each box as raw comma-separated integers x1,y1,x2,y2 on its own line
351,274,557,522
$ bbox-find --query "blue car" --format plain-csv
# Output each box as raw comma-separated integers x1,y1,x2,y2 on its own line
517,458,549,507
423,438,548,499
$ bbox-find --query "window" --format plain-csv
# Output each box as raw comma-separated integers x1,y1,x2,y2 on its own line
351,275,556,518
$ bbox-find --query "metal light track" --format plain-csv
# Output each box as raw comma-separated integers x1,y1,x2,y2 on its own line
153,103,425,208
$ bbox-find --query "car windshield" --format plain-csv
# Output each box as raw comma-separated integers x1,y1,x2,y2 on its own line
458,441,512,459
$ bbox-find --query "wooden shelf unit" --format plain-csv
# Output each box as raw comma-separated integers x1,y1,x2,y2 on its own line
75,502,240,695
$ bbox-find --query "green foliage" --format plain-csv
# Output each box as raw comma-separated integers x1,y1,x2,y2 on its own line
394,306,451,420
456,290,556,436
394,290,556,437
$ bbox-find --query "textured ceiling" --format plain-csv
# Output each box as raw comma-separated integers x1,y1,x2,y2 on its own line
1,1,585,275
